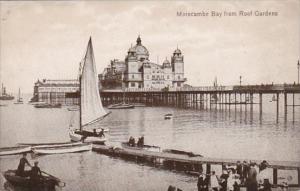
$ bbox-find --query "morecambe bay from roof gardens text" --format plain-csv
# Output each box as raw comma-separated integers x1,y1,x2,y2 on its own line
177,10,279,17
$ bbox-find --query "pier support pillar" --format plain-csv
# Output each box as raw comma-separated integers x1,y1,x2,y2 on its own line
273,168,278,185
276,93,279,123
259,93,263,121
284,93,287,121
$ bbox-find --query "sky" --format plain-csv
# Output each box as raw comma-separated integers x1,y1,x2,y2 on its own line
0,0,299,93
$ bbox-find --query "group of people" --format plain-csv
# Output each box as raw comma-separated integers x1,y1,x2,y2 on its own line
197,160,277,191
93,128,105,137
128,135,144,147
16,153,42,184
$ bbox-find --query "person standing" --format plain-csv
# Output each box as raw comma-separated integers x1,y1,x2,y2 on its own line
197,170,208,191
246,163,258,191
210,171,219,191
16,153,32,177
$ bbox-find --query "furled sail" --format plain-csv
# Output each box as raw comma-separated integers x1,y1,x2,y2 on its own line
80,38,108,128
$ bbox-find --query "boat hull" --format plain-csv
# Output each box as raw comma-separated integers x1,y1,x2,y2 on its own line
3,170,59,190
121,142,160,152
32,143,92,154
69,129,107,143
108,103,134,109
0,146,31,156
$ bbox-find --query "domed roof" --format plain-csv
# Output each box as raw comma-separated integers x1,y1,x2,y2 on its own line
131,36,149,60
163,58,170,65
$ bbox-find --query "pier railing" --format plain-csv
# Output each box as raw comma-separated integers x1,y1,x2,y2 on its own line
101,83,300,93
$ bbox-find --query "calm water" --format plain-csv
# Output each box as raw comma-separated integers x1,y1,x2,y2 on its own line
0,94,299,191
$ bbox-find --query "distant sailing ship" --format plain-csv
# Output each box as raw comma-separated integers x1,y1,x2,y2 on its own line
69,37,110,144
0,84,14,100
14,88,23,104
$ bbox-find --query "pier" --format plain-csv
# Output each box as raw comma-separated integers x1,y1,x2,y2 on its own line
101,84,300,122
92,144,300,188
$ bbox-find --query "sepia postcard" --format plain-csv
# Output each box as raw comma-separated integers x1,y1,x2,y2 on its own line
0,1,299,191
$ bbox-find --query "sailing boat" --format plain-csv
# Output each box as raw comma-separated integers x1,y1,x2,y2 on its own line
0,84,14,100
107,88,134,109
69,37,110,144
14,88,23,104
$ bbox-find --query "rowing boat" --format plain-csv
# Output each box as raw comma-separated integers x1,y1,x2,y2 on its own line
32,143,92,155
3,170,64,190
121,142,161,152
162,149,203,157
0,146,31,156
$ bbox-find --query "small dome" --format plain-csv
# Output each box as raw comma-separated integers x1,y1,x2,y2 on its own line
174,48,181,54
163,58,171,68
128,47,136,53
163,58,170,65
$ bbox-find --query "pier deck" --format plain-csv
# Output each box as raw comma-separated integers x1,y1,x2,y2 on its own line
93,144,300,187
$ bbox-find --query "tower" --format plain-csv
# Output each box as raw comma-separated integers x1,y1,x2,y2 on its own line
171,47,185,87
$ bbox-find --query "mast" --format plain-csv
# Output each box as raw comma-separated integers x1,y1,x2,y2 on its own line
79,75,82,131
18,88,20,100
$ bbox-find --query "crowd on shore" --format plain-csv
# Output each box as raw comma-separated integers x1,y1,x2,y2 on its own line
197,160,288,191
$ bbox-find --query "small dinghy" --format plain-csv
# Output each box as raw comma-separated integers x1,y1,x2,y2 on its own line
32,143,92,155
108,103,134,109
121,142,161,152
34,103,62,108
164,113,173,120
0,146,31,156
18,141,77,146
3,170,64,190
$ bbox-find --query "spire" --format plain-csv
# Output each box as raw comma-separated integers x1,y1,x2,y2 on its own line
137,35,141,45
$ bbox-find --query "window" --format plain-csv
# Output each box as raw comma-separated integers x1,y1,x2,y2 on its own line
131,82,135,87
132,75,134,79
167,75,169,79
147,75,149,79
178,75,180,79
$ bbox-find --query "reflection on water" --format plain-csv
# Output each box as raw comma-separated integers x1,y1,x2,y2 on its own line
0,94,299,190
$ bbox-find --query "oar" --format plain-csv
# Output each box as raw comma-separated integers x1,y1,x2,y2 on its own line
41,170,66,187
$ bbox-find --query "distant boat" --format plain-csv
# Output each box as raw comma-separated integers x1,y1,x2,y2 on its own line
32,142,92,155
270,95,277,102
3,170,64,190
34,103,62,108
0,83,14,100
28,101,46,105
164,113,173,120
69,37,110,144
67,107,79,111
13,88,23,104
108,103,134,109
132,103,146,107
0,146,31,156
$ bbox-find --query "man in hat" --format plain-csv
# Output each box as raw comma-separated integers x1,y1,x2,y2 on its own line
16,153,32,177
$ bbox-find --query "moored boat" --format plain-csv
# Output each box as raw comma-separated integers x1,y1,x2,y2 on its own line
0,83,14,100
0,146,31,156
121,142,160,152
34,103,62,108
164,113,173,120
3,170,64,190
69,37,110,143
108,103,134,109
14,88,23,104
32,142,92,154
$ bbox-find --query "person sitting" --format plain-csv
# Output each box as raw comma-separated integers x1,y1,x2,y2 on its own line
98,128,105,138
16,153,32,177
30,161,42,186
128,136,135,147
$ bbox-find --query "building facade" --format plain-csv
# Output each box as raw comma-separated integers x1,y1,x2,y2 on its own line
32,79,79,104
100,36,186,90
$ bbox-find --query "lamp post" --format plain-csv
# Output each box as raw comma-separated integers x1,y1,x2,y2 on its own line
239,76,242,86
297,60,300,85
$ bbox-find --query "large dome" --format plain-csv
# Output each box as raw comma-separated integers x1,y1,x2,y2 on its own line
132,36,149,61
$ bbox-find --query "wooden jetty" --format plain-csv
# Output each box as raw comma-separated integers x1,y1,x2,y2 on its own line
93,144,300,187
